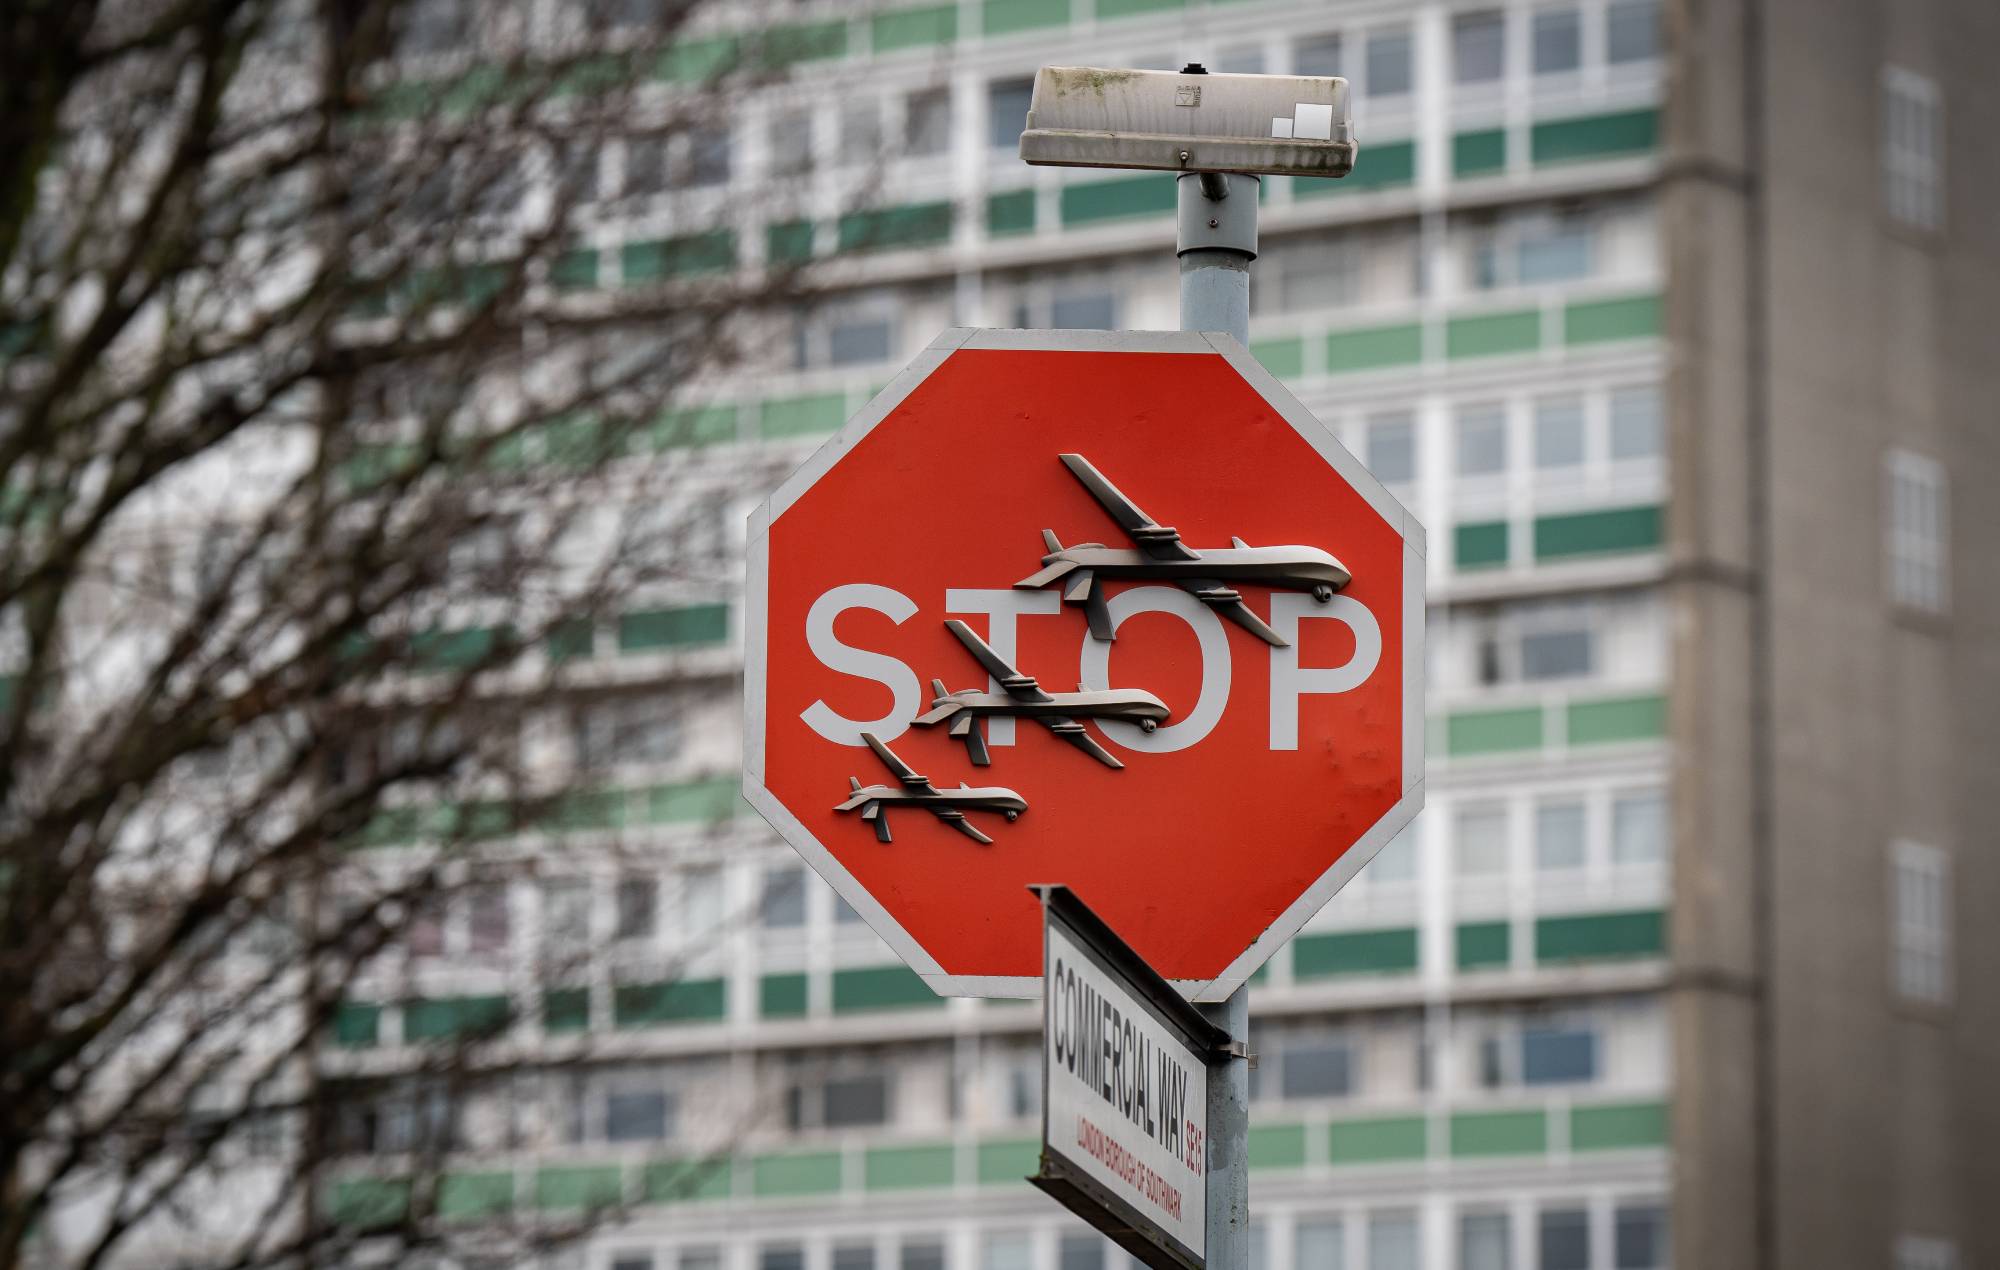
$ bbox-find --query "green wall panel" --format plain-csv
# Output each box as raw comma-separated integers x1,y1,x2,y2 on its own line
332,1002,380,1048
551,247,598,291
644,777,740,824
1447,309,1542,359
864,1143,956,1190
752,1150,843,1196
1455,521,1509,569
1535,909,1666,963
1456,921,1511,970
1097,0,1184,15
1531,108,1659,164
1447,706,1544,755
1061,174,1177,224
766,220,816,265
1565,293,1662,344
1533,504,1662,559
1453,129,1506,176
622,230,735,281
651,405,739,449
656,35,741,81
618,603,729,651
438,1171,514,1218
327,1178,409,1227
535,1165,624,1209
543,987,590,1034
1251,336,1305,379
760,20,849,65
1450,1110,1547,1157
983,0,1068,35
1248,1123,1308,1169
872,5,956,51
760,392,847,439
1328,1116,1427,1164
1292,928,1418,978
1325,323,1422,372
402,994,508,1042
1568,694,1666,745
837,202,953,251
832,964,942,1012
612,977,727,1027
987,189,1036,236
977,1138,1039,1183
643,1158,733,1203
760,972,809,1018
1571,1100,1669,1151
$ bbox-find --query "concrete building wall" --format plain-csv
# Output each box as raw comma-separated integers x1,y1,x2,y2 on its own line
1668,0,2000,1265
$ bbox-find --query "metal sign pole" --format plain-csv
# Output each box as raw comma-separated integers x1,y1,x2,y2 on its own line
1176,146,1258,1269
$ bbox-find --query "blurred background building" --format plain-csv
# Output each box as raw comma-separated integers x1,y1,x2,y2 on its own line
319,1,1994,1269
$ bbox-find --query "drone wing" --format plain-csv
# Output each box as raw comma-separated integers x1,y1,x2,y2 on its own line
927,805,993,845
1041,716,1124,769
1059,454,1201,562
1181,580,1290,647
944,619,1053,704
863,732,933,790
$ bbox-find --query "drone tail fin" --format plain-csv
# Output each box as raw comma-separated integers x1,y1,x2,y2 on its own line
849,777,862,794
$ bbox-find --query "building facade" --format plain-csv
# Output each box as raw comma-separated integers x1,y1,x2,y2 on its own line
320,1,1991,1269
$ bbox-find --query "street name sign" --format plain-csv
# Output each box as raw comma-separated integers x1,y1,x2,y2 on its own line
744,327,1425,1000
1032,886,1225,1270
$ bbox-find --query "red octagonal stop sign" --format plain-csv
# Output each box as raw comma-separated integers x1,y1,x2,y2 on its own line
745,329,1424,999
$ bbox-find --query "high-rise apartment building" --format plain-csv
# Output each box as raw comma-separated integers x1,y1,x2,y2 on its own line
303,1,1994,1269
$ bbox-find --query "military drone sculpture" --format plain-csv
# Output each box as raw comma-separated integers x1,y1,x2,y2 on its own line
913,618,1170,768
835,732,1027,844
1016,452,1351,647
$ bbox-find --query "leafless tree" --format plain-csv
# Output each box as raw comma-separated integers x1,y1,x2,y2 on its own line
0,1,838,1265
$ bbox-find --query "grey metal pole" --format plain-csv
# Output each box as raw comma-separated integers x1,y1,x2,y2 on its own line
1178,164,1257,1270
1176,171,1259,345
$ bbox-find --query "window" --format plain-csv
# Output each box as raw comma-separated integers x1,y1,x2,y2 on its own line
1453,12,1506,85
1517,222,1592,285
604,1089,671,1142
1614,1203,1668,1270
829,312,894,365
1538,1208,1589,1270
1609,385,1663,460
1532,8,1582,75
615,877,656,941
983,1232,1032,1270
1894,1236,1960,1270
1058,1235,1104,1270
1461,1213,1511,1270
1279,1038,1353,1099
408,899,446,957
768,109,814,174
576,696,681,770
1368,1213,1419,1270
760,867,807,928
1607,0,1662,63
1519,621,1592,681
557,141,600,204
986,77,1034,150
626,136,670,196
1455,804,1508,876
683,126,731,187
1533,396,1586,469
905,88,952,156
1534,799,1586,871
1296,34,1343,78
760,1247,805,1270
1365,412,1416,485
1891,841,1951,1005
1365,29,1413,97
1297,1219,1344,1270
823,1072,890,1128
835,894,867,925
469,883,510,953
1522,1024,1597,1085
1455,403,1508,478
1885,448,1949,613
841,102,882,162
1366,824,1418,883
1612,790,1667,864
1883,67,1943,229
543,880,591,951
1216,45,1266,74
612,1256,654,1270
682,1248,724,1270
833,1245,876,1270
900,1241,946,1270
680,866,724,938
400,0,468,55
1027,292,1110,331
